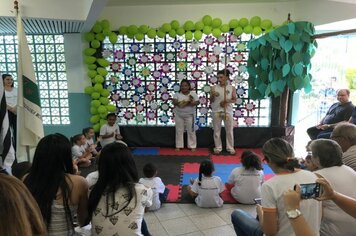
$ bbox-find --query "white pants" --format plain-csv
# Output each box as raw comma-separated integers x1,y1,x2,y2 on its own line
212,112,234,152
175,113,197,149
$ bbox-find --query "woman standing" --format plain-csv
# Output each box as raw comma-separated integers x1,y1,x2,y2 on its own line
172,79,199,151
24,133,89,235
2,74,17,144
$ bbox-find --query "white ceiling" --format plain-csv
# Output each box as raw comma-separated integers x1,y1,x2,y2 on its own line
106,0,298,6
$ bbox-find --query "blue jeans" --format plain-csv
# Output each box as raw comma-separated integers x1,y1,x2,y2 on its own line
231,209,263,236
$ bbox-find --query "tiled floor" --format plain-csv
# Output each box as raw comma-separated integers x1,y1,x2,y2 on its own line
144,203,256,236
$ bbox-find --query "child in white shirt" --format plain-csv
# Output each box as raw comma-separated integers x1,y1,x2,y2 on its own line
139,163,169,211
71,134,93,167
187,159,224,208
228,150,264,204
82,127,99,156
99,113,124,148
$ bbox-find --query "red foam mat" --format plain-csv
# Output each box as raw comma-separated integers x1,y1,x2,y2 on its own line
166,184,181,202
159,148,210,156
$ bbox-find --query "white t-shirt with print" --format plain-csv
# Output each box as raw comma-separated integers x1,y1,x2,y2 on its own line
210,84,234,114
139,177,165,211
91,183,152,236
99,124,120,147
315,165,356,236
191,175,224,208
71,144,86,161
228,167,264,204
261,169,322,236
173,91,199,116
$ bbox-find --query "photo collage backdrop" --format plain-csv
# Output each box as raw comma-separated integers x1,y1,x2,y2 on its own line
102,33,271,127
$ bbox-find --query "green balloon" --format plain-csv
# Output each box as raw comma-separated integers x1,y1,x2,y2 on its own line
220,24,230,33
168,29,176,38
139,25,149,34
91,40,100,49
127,33,134,39
239,18,249,27
84,56,96,64
91,92,100,99
261,19,272,30
147,29,157,39
194,30,203,40
252,26,262,36
229,19,239,29
97,58,110,67
234,27,243,36
250,16,262,27
94,75,104,84
102,29,111,36
90,106,98,115
106,104,116,112
84,48,96,56
95,33,105,41
101,89,110,97
84,86,94,94
161,23,171,33
88,70,97,78
109,32,118,44
185,31,193,40
94,83,103,92
97,67,108,76
99,97,110,105
135,33,144,41
93,123,100,132
91,100,101,108
212,28,221,38
157,30,166,38
243,25,253,34
176,27,185,36
90,115,100,124
92,23,102,33
100,119,107,127
127,25,138,35
195,21,204,31
171,20,180,30
203,26,212,35
101,19,110,29
100,113,108,119
118,26,128,35
202,15,212,26
88,64,97,70
184,20,195,31
84,32,95,42
212,18,222,28
97,105,107,114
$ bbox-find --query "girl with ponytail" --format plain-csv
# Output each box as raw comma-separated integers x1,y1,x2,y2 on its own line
187,159,224,208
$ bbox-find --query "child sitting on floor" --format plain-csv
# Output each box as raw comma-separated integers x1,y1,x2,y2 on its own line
99,113,125,148
71,133,93,167
227,150,264,204
82,127,99,156
139,163,170,211
187,159,224,208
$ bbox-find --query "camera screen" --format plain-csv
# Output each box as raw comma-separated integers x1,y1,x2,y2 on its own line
300,183,321,199
254,198,262,205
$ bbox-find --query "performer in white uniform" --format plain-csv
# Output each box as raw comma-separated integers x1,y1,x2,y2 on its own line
172,79,199,151
210,69,237,154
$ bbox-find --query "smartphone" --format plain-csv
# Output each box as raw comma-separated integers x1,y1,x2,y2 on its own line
254,198,262,205
299,183,321,199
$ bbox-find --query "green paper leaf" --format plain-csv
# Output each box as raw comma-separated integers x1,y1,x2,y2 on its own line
292,52,303,63
289,34,300,44
261,58,269,70
271,41,281,49
268,71,274,82
258,83,267,95
260,71,268,82
293,76,304,90
258,37,267,46
269,31,278,41
301,32,311,42
284,40,293,52
294,42,304,51
271,81,278,93
288,23,295,34
279,26,289,36
294,63,304,76
282,64,291,77
265,84,272,96
277,79,286,92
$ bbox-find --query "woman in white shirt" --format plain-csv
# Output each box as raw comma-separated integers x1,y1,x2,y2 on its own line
172,79,199,151
2,74,17,142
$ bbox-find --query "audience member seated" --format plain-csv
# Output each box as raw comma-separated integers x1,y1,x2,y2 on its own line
87,142,153,236
11,161,32,180
71,133,93,167
83,127,100,156
139,162,170,211
311,139,356,235
187,159,225,208
0,174,47,236
227,150,264,204
24,133,89,235
307,89,354,140
331,122,356,171
231,138,321,236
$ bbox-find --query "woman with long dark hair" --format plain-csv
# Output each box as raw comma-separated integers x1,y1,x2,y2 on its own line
87,142,153,236
24,133,88,235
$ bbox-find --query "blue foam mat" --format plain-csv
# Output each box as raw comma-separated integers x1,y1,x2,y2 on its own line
132,147,160,155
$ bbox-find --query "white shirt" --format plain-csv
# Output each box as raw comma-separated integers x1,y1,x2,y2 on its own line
228,167,264,204
71,144,86,161
86,171,99,189
315,165,356,236
191,176,225,208
5,88,17,107
99,124,120,147
173,91,198,116
139,177,165,211
210,84,235,114
262,170,322,236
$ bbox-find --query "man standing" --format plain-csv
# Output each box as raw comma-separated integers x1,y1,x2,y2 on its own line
307,89,354,140
331,122,356,171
